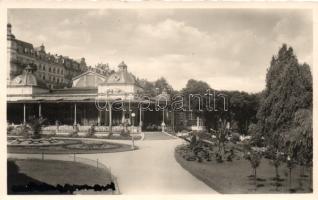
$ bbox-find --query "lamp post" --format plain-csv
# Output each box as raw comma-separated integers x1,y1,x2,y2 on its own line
161,108,166,133
131,112,135,150
287,155,293,191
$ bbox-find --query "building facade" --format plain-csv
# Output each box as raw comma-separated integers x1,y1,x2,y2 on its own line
7,23,88,89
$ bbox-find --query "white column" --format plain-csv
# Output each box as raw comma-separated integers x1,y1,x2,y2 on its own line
197,116,200,128
108,103,112,133
23,103,26,124
74,103,77,125
97,110,101,126
38,103,42,118
139,106,142,125
121,110,125,124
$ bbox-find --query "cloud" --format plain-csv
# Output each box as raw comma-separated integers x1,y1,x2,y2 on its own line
7,9,313,93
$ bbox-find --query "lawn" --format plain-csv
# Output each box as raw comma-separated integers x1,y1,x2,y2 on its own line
175,145,312,194
8,158,113,194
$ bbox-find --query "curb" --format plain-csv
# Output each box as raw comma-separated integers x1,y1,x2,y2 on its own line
163,131,179,139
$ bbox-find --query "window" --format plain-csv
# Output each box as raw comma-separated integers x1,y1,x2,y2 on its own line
43,75,45,80
49,67,51,72
53,68,56,73
57,69,59,74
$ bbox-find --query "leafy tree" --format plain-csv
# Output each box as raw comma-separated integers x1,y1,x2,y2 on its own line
27,116,46,139
180,79,212,124
288,109,312,180
154,77,174,94
257,44,312,142
216,119,228,156
257,44,312,147
228,91,259,134
181,79,211,107
245,150,262,190
138,79,157,96
138,77,174,97
248,123,264,147
255,44,312,191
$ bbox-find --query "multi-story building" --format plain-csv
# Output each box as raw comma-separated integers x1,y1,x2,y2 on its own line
7,23,88,89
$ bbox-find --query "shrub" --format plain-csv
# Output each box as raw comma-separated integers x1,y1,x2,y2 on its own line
245,150,262,189
28,116,46,139
7,125,14,134
88,124,95,137
216,153,223,163
231,132,241,144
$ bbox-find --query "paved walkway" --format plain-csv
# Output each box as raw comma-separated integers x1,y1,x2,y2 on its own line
9,133,217,194
143,131,178,140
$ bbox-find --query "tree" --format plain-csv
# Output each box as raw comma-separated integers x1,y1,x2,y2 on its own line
180,79,216,129
216,119,228,156
228,91,259,134
138,79,157,96
248,123,264,147
245,150,262,190
181,80,210,109
138,77,174,97
27,116,46,139
154,77,174,94
256,44,312,148
255,44,312,191
288,109,312,182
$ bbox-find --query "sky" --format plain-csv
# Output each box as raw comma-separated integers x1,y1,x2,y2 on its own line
8,9,312,93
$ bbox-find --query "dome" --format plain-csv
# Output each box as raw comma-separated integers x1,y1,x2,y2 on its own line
103,61,137,85
118,61,128,71
11,64,48,89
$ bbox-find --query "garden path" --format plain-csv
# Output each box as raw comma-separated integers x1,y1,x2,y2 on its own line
9,132,217,194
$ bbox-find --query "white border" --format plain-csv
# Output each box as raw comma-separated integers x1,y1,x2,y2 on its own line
0,1,317,200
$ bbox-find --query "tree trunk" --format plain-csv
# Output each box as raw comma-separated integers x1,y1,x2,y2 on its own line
275,166,279,191
254,168,257,191
309,166,312,191
289,168,292,191
275,166,279,179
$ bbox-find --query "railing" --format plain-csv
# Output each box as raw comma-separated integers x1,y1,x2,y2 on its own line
41,125,140,134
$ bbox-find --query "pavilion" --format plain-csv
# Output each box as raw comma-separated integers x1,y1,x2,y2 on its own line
7,62,173,134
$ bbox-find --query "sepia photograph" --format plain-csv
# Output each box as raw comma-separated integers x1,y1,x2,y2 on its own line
3,4,314,196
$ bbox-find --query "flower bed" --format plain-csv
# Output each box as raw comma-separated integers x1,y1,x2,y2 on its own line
8,138,133,154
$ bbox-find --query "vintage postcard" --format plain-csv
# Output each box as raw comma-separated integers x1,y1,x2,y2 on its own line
0,1,317,199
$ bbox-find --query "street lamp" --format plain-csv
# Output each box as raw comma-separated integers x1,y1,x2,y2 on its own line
161,108,165,133
131,112,136,150
287,155,293,190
